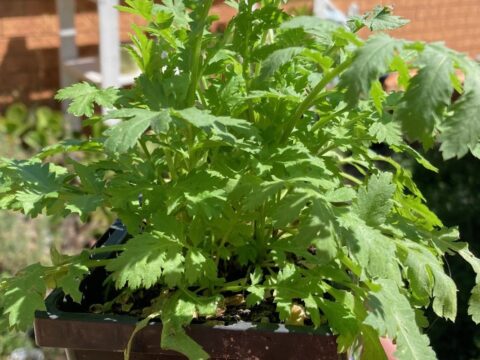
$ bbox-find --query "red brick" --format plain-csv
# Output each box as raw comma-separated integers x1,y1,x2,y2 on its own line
0,95,15,109
26,36,60,50
30,89,55,102
3,54,33,73
76,32,100,47
76,12,99,32
2,15,58,37
0,72,30,93
333,0,480,56
1,0,28,17
0,40,8,61
77,0,97,13
24,0,56,14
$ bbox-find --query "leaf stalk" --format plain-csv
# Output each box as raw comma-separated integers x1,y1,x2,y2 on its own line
280,56,354,143
185,0,214,108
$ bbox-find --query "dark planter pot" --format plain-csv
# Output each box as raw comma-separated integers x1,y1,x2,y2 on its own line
35,291,345,360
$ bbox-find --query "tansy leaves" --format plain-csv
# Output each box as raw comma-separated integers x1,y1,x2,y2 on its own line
439,64,480,159
106,232,185,289
348,5,410,32
1,259,90,331
398,241,457,320
55,82,119,117
0,160,68,216
2,3,480,360
104,108,171,153
161,291,221,360
259,47,305,81
1,264,47,331
174,107,259,150
397,45,455,144
353,172,395,227
469,285,480,323
431,231,480,324
102,107,258,154
340,34,404,106
340,212,400,282
339,37,480,160
365,280,437,360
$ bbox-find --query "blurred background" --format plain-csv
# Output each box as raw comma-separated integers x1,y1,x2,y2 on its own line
1,1,479,359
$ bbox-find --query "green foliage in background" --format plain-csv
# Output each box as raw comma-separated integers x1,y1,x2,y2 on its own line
1,1,480,359
0,105,64,358
0,104,106,358
0,103,63,154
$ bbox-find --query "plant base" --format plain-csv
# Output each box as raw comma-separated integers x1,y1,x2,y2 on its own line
35,292,344,360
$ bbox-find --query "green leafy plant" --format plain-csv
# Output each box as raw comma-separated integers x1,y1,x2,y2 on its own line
1,1,480,359
0,103,64,154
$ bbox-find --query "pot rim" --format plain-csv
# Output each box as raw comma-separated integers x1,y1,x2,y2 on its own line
36,289,333,336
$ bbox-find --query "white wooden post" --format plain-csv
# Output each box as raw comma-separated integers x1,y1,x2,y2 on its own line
56,0,81,132
98,0,121,89
57,0,78,87
313,0,349,24
313,0,327,18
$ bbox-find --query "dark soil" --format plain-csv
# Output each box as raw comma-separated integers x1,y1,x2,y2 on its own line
61,223,312,328
61,274,311,328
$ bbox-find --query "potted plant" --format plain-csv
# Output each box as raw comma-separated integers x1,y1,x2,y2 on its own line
1,1,480,359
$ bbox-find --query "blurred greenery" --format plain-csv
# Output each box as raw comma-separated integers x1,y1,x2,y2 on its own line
413,150,480,360
0,103,64,154
289,4,312,16
0,320,32,357
0,104,110,359
0,104,62,358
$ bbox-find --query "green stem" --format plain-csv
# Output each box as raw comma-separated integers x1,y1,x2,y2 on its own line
317,142,337,156
139,139,152,160
221,277,247,288
164,148,177,180
340,171,363,185
219,285,246,293
215,226,233,267
254,30,271,78
185,0,214,107
242,4,255,123
280,56,354,144
125,312,160,360
310,106,348,133
198,77,209,107
340,158,368,176
200,21,234,79
255,205,267,259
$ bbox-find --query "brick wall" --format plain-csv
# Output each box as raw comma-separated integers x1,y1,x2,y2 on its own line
334,0,480,56
1,1,58,107
0,0,140,109
1,1,479,110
